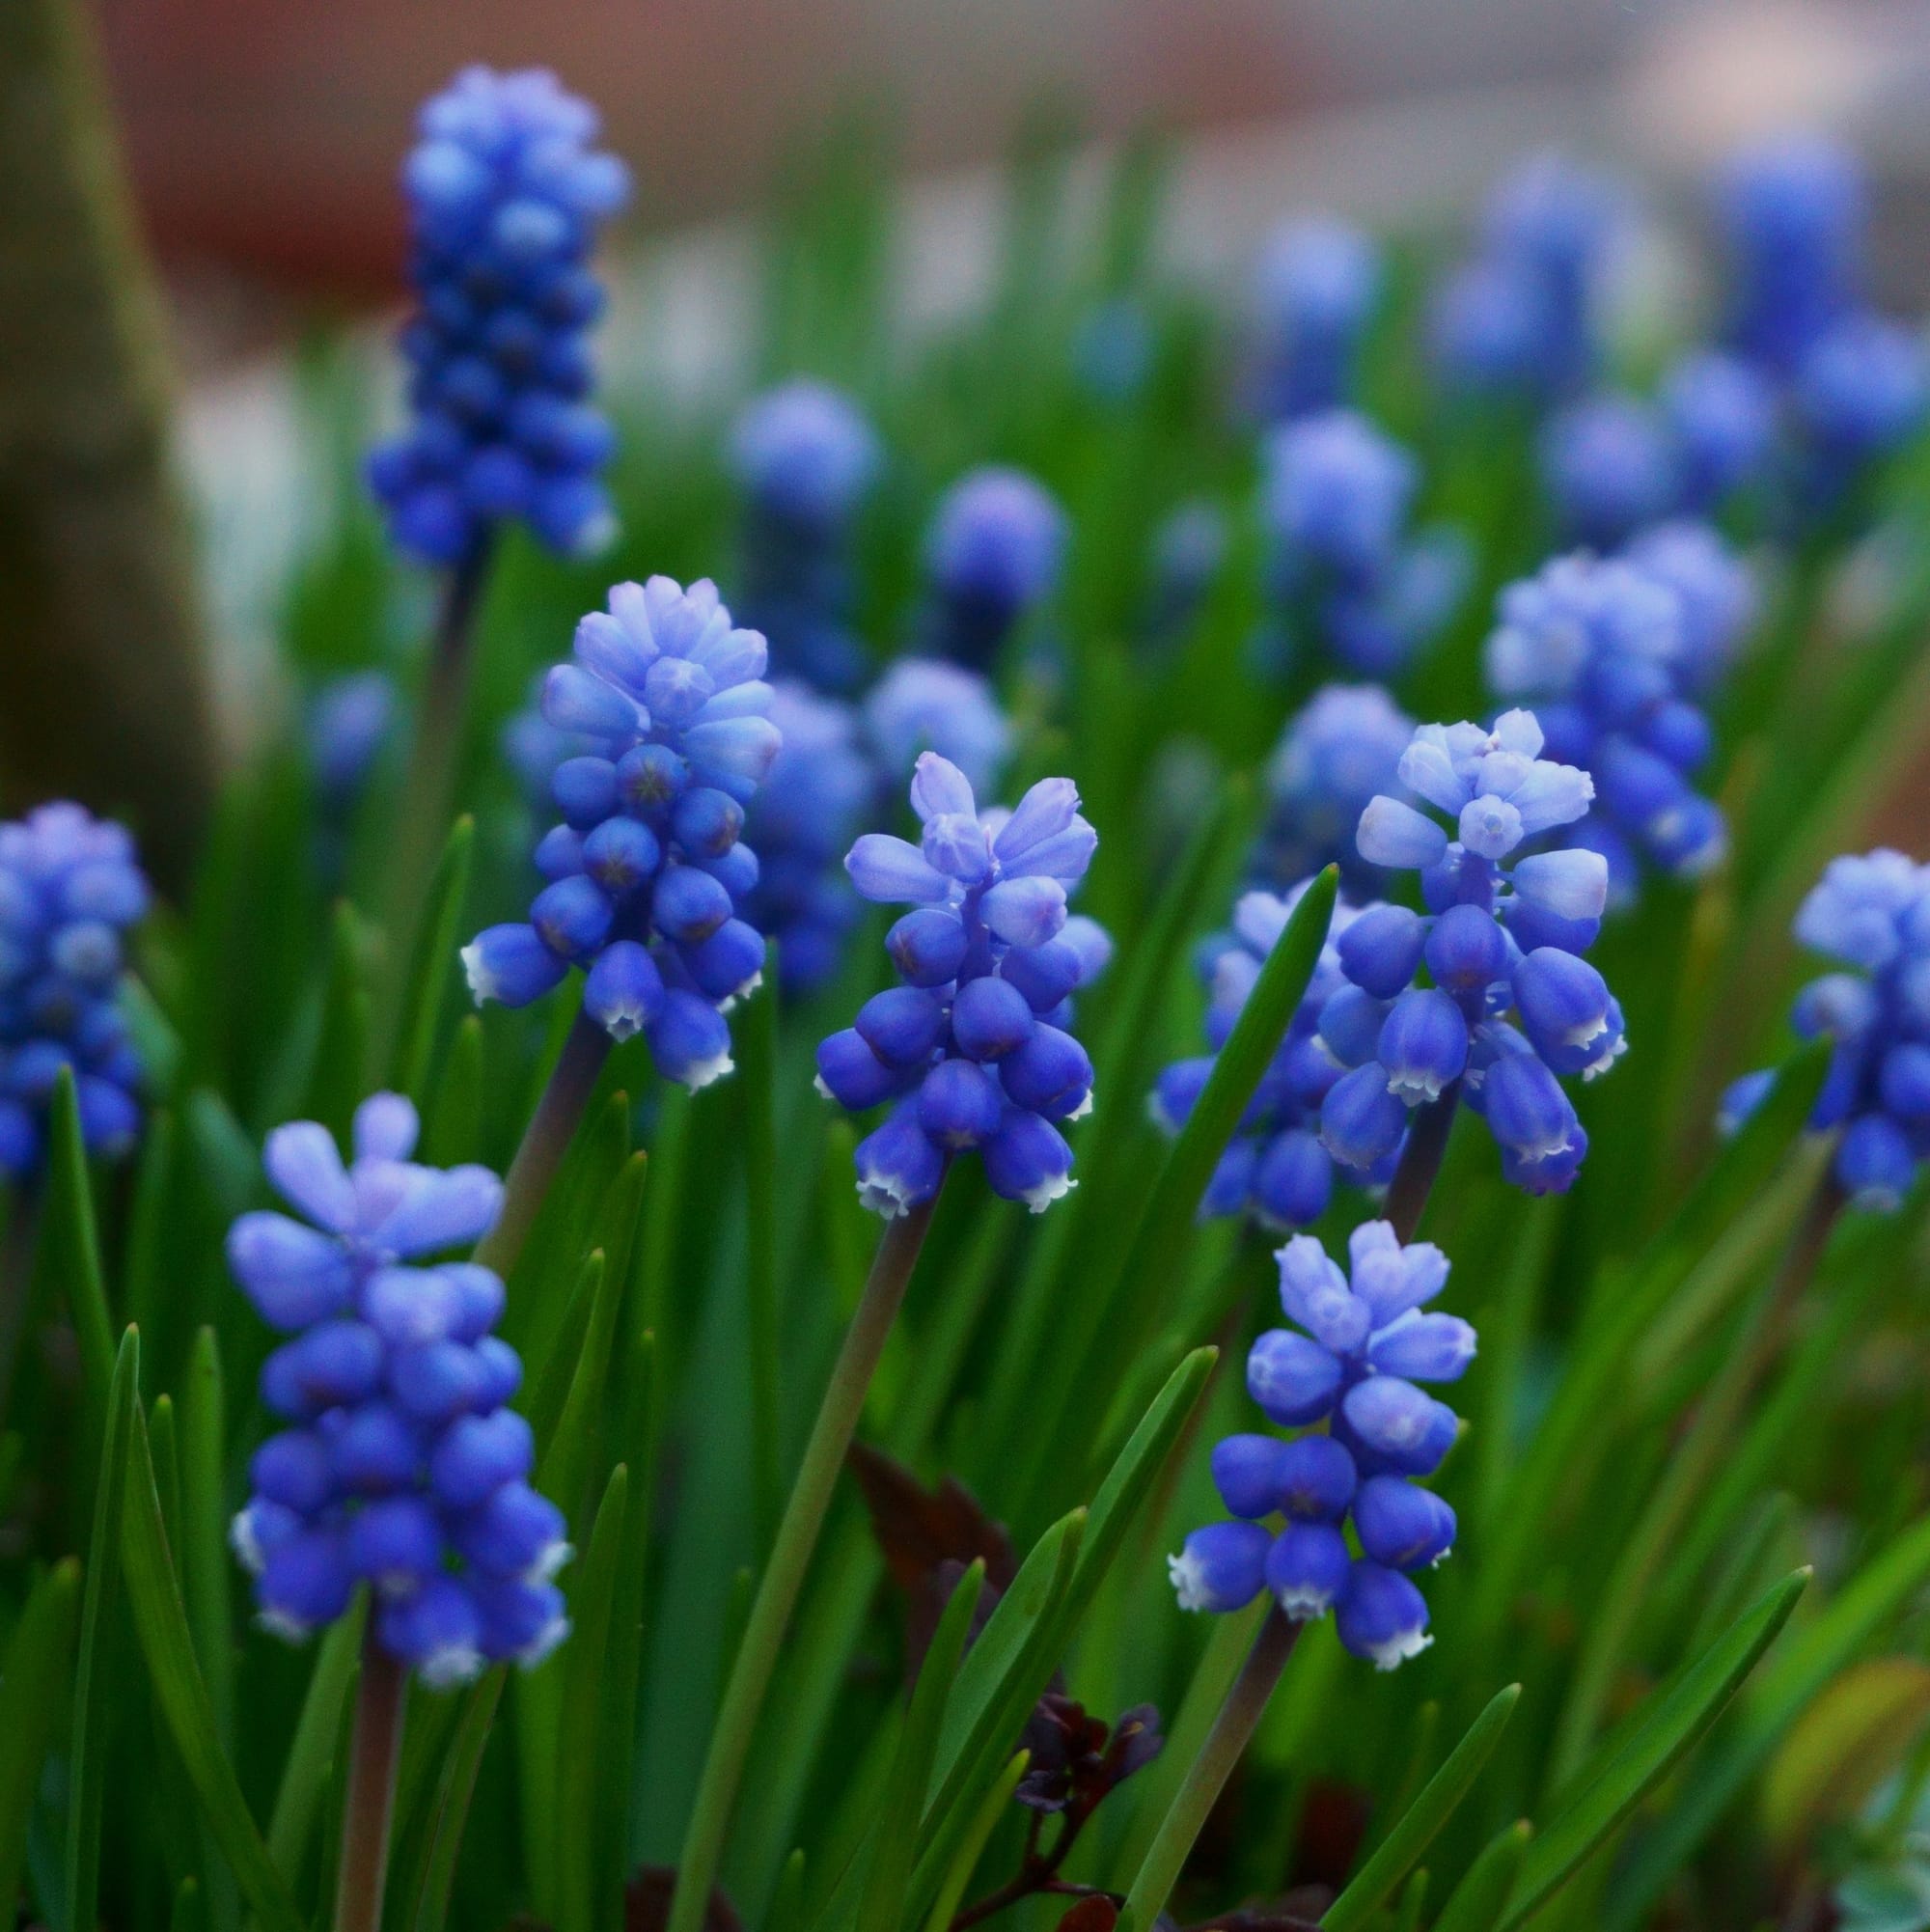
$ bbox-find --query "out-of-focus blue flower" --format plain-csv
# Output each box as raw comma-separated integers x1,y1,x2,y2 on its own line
1431,152,1624,400
464,577,780,1089
1723,849,1930,1211
863,658,1013,797
0,804,150,1180
730,380,880,692
1486,549,1736,894
365,68,630,566
1170,1221,1470,1669
1151,883,1391,1233
1623,521,1759,698
1330,710,1624,1195
1141,501,1228,653
308,672,400,805
918,468,1066,671
816,754,1108,1216
1793,312,1929,482
1539,392,1679,548
228,1093,571,1685
742,683,877,996
1322,527,1472,679
1254,684,1416,898
1263,408,1417,587
1716,131,1865,373
1251,218,1383,420
1661,350,1778,513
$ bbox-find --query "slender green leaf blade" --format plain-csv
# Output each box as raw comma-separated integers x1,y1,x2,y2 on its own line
178,1326,234,1749
0,1557,80,1914
1435,1821,1531,1932
391,814,475,1101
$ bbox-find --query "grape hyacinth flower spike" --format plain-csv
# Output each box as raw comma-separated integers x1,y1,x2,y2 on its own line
730,380,880,691
464,575,781,1090
863,658,1014,796
817,753,1109,1216
227,1092,569,1683
1323,709,1623,1201
365,67,630,567
1723,849,1930,1212
1171,1221,1473,1669
0,803,150,1180
917,467,1067,671
1250,216,1383,421
1151,883,1388,1234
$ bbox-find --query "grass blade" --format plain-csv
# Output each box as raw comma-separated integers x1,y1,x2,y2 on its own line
1434,1820,1531,1932
0,1556,80,1915
389,813,474,1101
1321,1684,1521,1932
917,1751,1030,1932
177,1326,234,1750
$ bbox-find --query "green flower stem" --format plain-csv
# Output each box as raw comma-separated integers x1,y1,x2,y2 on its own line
1117,1604,1302,1932
372,537,496,1069
665,1189,942,1932
333,1624,408,1932
1546,1167,1844,1783
1383,1080,1461,1243
472,1007,614,1280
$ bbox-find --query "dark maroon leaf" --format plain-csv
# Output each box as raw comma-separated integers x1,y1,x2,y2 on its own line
623,1865,742,1932
1055,1897,1119,1932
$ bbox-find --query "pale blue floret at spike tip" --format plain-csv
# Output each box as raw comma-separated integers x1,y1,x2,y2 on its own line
816,752,1109,1217
0,802,152,1182
1723,848,1930,1213
1328,707,1625,1197
918,467,1067,673
1170,1222,1470,1669
365,67,630,566
463,575,781,1090
228,1093,572,1686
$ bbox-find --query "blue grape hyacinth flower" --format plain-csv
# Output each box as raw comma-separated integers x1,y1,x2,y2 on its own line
1141,501,1229,654
1250,217,1383,421
365,68,630,567
1327,710,1622,1195
1661,350,1778,514
1170,1222,1472,1669
1485,548,1736,895
863,658,1014,797
0,803,150,1180
1254,685,1416,900
730,380,881,692
918,468,1067,672
742,682,878,996
1151,884,1392,1233
816,753,1109,1216
464,576,781,1089
228,1093,570,1685
1539,392,1678,549
1723,849,1930,1211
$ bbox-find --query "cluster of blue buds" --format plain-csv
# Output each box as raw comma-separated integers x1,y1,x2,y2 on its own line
816,754,1109,1215
1151,886,1388,1234
228,1095,569,1685
1254,684,1415,900
1660,350,1778,515
1430,152,1623,400
1485,539,1748,895
1322,710,1622,1195
917,468,1066,671
464,576,780,1088
1259,409,1466,677
1249,218,1383,421
863,658,1014,798
308,672,401,810
730,380,881,692
742,683,877,996
1171,1223,1472,1669
1724,849,1930,1211
365,68,630,566
1538,392,1678,549
0,804,149,1180
1712,134,1927,507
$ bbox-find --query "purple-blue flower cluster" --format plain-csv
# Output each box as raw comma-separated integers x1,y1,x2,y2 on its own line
863,659,1014,798
730,380,881,692
464,576,780,1088
1430,152,1623,400
1323,710,1623,1195
1151,886,1391,1234
365,68,630,566
1171,1223,1472,1669
1723,849,1930,1211
1485,538,1751,897
1259,410,1465,678
816,754,1108,1215
1250,218,1383,421
0,804,149,1180
228,1095,569,1686
1254,684,1416,900
917,468,1066,672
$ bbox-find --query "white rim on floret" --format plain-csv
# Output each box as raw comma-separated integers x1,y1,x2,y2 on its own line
1167,1546,1212,1611
1020,1171,1077,1214
676,1049,735,1092
1364,1625,1434,1671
